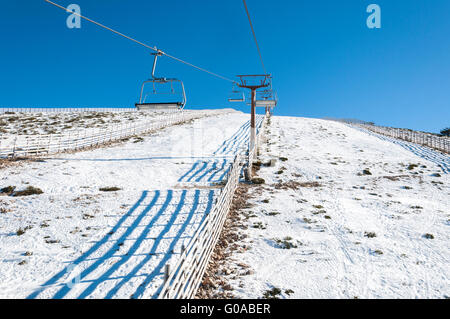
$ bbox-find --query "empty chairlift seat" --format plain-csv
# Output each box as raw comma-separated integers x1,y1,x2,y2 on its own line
254,89,277,107
135,50,187,111
228,84,246,103
136,78,186,110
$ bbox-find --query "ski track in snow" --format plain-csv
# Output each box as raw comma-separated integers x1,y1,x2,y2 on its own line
0,112,264,299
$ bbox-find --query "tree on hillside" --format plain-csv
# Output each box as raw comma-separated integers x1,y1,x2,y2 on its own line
440,128,450,137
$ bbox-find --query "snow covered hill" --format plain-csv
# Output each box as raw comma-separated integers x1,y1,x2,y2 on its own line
0,110,160,135
204,116,449,299
0,111,260,299
0,112,448,299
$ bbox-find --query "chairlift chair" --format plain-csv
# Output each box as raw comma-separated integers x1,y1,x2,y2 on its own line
255,89,277,107
246,89,277,107
136,50,187,110
228,83,245,103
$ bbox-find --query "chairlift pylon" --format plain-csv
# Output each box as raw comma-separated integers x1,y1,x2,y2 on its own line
136,50,187,110
241,77,277,107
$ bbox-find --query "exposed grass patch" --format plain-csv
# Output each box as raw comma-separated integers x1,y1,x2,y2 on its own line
298,181,322,188
45,239,60,244
263,287,282,299
251,177,266,185
274,181,321,190
266,211,280,216
423,233,434,239
285,289,294,296
16,225,32,236
0,186,16,195
99,187,121,192
364,232,377,238
133,136,144,143
252,222,266,230
7,116,19,122
303,217,316,224
274,237,300,249
381,175,408,181
12,186,43,197
253,161,262,168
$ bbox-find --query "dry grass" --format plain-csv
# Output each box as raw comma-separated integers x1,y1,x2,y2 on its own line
0,186,16,195
196,184,254,299
12,186,43,197
274,180,321,190
99,187,121,192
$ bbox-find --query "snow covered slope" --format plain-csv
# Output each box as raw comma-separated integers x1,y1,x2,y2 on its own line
0,110,160,135
0,111,260,299
1,113,448,299
217,116,449,299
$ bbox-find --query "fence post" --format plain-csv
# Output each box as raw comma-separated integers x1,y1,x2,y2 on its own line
83,128,87,149
48,134,52,154
24,136,29,157
58,134,62,153
75,130,79,150
164,264,170,284
37,134,42,156
12,136,18,158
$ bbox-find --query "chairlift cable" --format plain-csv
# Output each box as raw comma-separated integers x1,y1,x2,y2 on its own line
242,0,268,75
44,0,236,83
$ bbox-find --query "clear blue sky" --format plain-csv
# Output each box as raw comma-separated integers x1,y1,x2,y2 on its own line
0,0,449,133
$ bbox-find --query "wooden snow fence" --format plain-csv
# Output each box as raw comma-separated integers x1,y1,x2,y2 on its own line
353,124,449,154
0,110,231,158
158,114,269,299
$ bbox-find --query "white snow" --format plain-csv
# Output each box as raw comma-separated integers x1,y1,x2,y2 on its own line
222,116,449,299
1,113,448,299
0,111,255,299
0,111,160,135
